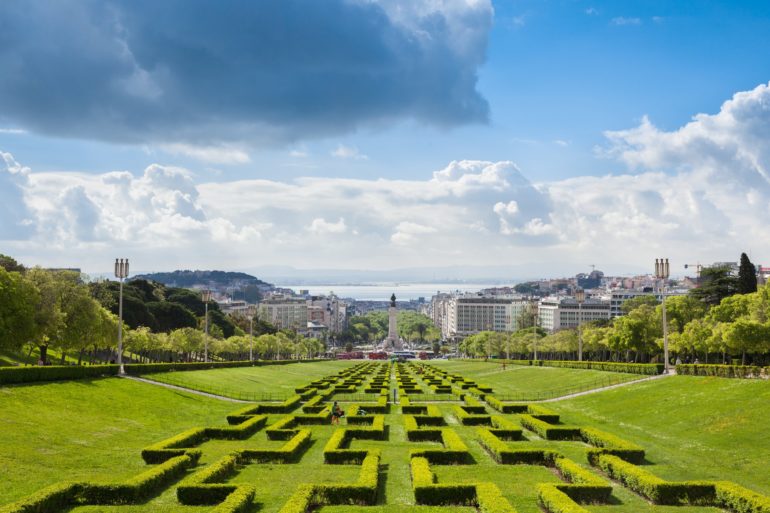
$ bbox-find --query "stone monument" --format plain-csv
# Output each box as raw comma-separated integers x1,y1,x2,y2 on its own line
384,293,403,350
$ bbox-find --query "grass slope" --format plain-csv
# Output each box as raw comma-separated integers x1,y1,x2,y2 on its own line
142,361,356,398
550,375,770,495
0,378,236,503
429,360,641,398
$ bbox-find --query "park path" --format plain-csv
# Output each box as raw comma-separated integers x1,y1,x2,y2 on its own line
121,375,253,403
537,370,676,402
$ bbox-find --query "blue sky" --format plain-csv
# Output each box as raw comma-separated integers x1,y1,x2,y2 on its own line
2,0,770,277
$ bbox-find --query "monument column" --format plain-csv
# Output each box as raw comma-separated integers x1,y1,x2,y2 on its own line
386,293,402,350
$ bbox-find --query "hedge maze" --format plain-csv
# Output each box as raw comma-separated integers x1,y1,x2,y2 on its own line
3,362,770,513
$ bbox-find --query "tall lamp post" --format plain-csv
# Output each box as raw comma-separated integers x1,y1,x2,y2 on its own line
575,289,585,361
655,258,670,373
532,303,539,361
114,258,129,374
248,305,256,362
202,289,211,362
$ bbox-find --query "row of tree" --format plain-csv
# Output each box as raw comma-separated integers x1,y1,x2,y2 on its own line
338,311,440,345
460,255,769,365
0,255,324,365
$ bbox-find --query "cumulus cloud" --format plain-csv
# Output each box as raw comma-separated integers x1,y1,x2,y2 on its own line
331,145,368,160
0,0,492,145
611,17,642,26
3,82,770,271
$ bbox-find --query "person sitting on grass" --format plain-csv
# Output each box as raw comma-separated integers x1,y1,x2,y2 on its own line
331,401,344,425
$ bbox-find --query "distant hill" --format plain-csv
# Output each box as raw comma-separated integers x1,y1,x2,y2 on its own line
134,270,272,289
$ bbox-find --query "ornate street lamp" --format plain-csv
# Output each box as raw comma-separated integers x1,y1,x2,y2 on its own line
114,258,129,374
654,258,671,373
575,289,585,361
202,289,212,362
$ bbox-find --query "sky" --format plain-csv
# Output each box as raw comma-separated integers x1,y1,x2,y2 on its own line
2,0,770,280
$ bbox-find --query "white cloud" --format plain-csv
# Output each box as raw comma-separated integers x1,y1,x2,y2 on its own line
553,139,570,147
308,217,348,235
611,17,642,26
331,144,368,160
161,143,251,164
0,128,27,134
585,7,598,15
3,82,770,273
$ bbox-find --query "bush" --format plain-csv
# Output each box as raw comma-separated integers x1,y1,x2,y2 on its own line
489,416,523,440
595,454,715,505
581,427,645,464
476,482,516,513
410,429,471,464
204,415,266,440
453,405,491,426
676,364,768,379
0,365,119,385
552,456,612,502
0,482,81,513
141,427,207,463
538,484,592,513
714,481,770,513
520,415,580,440
210,485,255,513
241,429,311,463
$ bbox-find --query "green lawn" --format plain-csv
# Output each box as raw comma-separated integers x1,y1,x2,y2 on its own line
142,361,357,399
549,375,770,495
3,361,770,513
428,360,643,399
0,378,237,503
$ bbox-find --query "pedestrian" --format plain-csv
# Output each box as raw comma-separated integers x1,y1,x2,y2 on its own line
675,356,682,366
331,401,343,425
502,362,506,370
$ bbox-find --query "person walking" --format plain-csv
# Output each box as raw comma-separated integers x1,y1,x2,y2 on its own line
331,401,343,425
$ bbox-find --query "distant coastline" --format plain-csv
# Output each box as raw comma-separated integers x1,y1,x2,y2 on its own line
276,282,507,301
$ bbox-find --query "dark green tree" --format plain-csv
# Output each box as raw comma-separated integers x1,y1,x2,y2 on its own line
737,252,758,294
146,301,197,332
0,254,25,273
621,295,659,314
690,265,739,306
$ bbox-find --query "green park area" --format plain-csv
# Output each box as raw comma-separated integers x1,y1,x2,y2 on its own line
1,360,769,513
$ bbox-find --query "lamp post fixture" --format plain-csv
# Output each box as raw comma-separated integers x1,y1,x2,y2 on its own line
202,289,211,362
114,258,129,374
575,289,585,362
655,258,671,373
532,303,539,361
248,305,256,362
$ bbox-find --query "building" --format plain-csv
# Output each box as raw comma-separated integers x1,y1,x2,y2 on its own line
537,296,610,332
306,294,348,333
446,295,516,340
257,295,308,331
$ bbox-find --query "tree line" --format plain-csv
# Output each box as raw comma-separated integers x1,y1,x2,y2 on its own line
0,255,324,365
460,255,769,365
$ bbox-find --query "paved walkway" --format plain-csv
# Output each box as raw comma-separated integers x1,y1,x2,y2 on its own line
121,375,253,403
538,371,676,402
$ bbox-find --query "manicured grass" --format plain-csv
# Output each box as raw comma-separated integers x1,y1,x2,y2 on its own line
0,378,237,503
550,375,770,494
4,361,770,513
429,360,642,398
142,360,357,398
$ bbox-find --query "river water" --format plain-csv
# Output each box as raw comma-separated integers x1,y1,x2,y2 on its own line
276,283,505,301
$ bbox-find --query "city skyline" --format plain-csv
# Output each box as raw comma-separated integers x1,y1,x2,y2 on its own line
2,1,770,276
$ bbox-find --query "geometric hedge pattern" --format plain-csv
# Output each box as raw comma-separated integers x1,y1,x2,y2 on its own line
2,362,769,513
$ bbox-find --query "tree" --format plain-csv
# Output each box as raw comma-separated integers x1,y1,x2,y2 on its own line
737,252,758,294
723,318,770,365
0,254,25,273
690,265,738,306
621,295,659,314
0,267,38,351
147,301,197,332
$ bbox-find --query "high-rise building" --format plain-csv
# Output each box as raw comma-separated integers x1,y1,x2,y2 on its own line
537,296,610,332
257,295,308,331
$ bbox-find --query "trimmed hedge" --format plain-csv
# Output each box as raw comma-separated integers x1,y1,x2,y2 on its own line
0,365,119,385
520,415,580,440
494,359,662,375
714,481,770,513
677,364,769,379
410,429,471,464
240,428,312,463
453,405,491,426
485,395,528,414
204,415,267,440
477,427,557,465
489,416,523,440
580,427,645,464
0,482,81,513
552,456,612,502
595,454,715,505
538,484,592,513
141,428,208,463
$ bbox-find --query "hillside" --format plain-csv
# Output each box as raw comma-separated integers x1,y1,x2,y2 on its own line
134,270,272,288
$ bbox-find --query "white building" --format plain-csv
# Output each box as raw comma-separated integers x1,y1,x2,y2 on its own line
306,294,348,333
538,296,610,332
257,295,308,331
446,295,515,339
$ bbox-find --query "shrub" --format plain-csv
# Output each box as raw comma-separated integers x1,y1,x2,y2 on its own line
581,427,645,464
79,453,199,504
204,415,266,440
241,429,311,463
552,456,612,502
453,405,491,426
277,484,315,513
714,481,770,513
476,482,516,513
527,405,561,423
520,415,580,440
595,455,715,505
210,485,255,513
499,360,663,375
676,364,768,379
141,427,207,463
0,365,119,385
0,482,81,513
538,484,592,513
410,429,471,464
490,416,522,440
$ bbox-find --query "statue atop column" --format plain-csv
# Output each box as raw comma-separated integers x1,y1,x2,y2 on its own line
384,293,403,350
